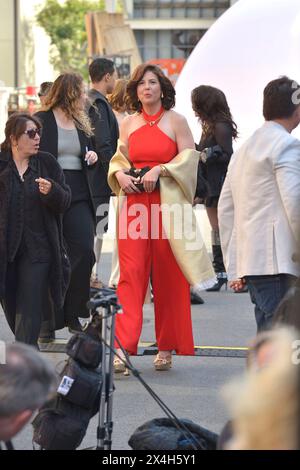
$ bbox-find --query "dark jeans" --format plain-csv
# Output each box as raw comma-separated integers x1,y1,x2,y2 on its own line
245,274,296,332
2,250,50,347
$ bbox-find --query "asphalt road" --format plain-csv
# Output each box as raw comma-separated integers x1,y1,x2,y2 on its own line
0,252,256,450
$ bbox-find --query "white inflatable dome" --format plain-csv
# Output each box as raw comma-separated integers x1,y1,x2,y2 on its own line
176,0,300,145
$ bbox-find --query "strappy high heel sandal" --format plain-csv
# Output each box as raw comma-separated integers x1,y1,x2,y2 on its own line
113,357,126,374
113,353,130,376
154,353,172,371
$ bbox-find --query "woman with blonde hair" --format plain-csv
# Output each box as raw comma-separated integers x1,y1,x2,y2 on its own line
36,73,98,338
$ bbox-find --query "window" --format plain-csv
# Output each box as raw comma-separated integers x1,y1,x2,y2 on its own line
133,0,231,19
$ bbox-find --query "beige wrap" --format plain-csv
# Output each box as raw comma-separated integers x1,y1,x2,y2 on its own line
108,141,215,289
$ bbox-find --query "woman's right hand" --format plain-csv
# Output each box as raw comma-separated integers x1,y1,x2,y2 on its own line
115,171,141,194
229,278,246,292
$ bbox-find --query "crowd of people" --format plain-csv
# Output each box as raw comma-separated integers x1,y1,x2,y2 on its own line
0,59,300,449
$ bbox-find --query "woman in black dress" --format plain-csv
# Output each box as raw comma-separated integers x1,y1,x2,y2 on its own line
36,73,98,337
0,113,71,347
192,85,238,291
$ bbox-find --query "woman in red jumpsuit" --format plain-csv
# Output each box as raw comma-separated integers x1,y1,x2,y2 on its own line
111,64,196,371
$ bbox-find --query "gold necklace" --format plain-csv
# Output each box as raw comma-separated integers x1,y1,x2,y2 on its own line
141,107,165,127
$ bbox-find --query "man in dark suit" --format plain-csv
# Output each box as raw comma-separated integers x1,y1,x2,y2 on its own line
88,58,119,288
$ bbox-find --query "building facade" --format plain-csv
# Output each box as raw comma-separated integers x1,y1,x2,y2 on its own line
0,0,55,88
124,0,237,61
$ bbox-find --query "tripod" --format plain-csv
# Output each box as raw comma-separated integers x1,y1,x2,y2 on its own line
87,288,120,451
87,288,203,451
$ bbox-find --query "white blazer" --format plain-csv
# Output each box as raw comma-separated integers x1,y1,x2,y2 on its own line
218,121,300,280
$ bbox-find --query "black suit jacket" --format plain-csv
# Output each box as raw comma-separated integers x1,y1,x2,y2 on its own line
88,89,119,199
35,109,96,214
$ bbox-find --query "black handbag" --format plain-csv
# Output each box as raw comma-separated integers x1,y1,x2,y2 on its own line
125,166,160,192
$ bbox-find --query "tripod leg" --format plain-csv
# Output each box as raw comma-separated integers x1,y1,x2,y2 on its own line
97,307,107,451
104,305,117,451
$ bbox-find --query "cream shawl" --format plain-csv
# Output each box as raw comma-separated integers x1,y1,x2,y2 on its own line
108,141,215,289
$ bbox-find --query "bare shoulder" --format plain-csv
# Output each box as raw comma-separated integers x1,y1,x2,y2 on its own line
167,110,189,129
120,113,134,130
120,113,138,142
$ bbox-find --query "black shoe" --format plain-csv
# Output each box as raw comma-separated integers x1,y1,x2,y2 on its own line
65,318,82,334
206,273,228,292
190,291,205,304
38,331,56,344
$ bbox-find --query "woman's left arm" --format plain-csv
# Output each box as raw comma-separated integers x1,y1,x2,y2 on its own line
205,123,233,165
173,113,195,153
38,158,71,214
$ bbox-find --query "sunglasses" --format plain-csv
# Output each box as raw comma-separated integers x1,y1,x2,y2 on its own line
24,128,42,139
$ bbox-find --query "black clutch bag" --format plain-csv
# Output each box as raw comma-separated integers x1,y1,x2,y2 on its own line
125,166,160,192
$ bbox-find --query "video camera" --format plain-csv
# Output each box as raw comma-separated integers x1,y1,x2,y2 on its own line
32,288,120,450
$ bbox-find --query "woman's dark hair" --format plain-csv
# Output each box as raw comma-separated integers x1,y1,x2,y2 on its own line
191,85,238,139
126,64,175,112
1,113,42,152
263,76,300,121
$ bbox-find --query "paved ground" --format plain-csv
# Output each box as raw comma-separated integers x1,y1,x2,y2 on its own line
0,249,256,450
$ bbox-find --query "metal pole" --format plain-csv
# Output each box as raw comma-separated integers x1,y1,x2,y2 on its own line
97,308,107,450
105,305,117,450
13,0,19,89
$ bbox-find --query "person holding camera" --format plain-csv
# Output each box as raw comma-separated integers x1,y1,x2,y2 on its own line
108,64,214,372
191,85,237,292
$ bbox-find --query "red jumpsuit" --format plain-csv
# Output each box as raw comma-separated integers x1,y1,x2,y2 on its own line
116,123,195,355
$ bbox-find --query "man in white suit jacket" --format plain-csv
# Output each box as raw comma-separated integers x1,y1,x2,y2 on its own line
219,76,300,331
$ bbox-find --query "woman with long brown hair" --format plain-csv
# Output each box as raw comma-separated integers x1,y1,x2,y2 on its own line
192,85,238,292
36,73,98,338
108,64,214,372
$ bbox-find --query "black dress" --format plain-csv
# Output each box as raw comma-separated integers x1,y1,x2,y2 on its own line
197,121,233,208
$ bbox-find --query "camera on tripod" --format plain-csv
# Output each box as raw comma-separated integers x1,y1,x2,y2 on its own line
87,287,120,311
32,288,120,451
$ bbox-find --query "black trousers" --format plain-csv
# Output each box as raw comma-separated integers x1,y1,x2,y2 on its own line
63,201,95,321
2,250,50,347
